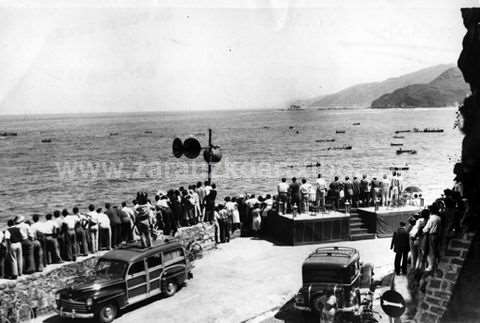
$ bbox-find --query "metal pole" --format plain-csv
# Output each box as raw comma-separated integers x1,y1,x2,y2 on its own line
207,128,212,185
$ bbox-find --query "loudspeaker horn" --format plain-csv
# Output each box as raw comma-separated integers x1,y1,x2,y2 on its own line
172,137,184,158
183,137,201,159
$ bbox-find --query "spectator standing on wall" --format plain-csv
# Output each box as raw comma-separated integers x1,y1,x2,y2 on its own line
43,213,62,264
97,208,111,250
29,214,44,272
423,204,442,271
62,210,78,262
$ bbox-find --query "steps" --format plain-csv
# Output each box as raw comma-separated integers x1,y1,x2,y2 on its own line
349,211,375,241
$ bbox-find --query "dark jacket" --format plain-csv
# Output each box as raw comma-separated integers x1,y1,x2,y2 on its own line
391,227,410,253
106,208,122,225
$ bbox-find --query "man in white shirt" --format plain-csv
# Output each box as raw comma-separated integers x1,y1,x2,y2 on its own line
121,201,135,242
29,214,45,272
423,205,442,271
87,204,99,253
315,174,327,212
43,213,62,264
299,178,312,213
97,208,111,250
277,178,289,214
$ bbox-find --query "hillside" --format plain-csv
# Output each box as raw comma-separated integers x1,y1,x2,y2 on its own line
370,67,469,109
301,64,454,108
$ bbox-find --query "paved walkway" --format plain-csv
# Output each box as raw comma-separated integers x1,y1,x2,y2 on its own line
36,237,394,323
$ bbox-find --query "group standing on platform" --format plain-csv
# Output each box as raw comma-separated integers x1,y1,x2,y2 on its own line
276,172,415,215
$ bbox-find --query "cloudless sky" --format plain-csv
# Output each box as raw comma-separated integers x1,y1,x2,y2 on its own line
0,0,477,114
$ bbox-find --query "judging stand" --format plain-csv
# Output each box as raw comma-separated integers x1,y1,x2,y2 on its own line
357,205,421,237
269,210,350,245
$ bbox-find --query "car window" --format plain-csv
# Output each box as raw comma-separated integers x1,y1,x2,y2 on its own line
147,254,162,268
128,261,145,276
164,249,183,262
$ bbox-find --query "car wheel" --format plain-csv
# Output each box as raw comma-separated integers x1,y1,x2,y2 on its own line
311,295,324,315
96,303,118,323
163,280,178,297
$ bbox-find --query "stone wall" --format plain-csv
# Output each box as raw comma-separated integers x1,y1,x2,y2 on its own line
0,223,216,322
0,256,97,322
414,233,475,323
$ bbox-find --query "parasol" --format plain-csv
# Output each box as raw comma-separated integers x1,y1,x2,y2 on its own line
404,186,422,193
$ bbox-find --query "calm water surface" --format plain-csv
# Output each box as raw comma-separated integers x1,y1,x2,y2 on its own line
0,108,461,222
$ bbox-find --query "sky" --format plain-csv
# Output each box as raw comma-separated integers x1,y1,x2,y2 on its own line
0,0,477,115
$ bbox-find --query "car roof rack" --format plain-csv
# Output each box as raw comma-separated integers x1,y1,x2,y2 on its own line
309,246,357,258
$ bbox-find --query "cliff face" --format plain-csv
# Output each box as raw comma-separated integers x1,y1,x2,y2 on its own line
371,67,470,109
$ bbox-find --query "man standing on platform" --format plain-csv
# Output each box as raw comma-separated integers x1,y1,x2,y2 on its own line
360,175,370,206
315,174,328,212
277,178,289,214
299,178,311,213
329,176,341,210
352,176,361,207
289,177,300,212
380,174,390,207
390,221,410,275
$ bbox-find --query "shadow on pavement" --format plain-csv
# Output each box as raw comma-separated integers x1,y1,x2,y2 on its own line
271,297,318,323
41,292,175,323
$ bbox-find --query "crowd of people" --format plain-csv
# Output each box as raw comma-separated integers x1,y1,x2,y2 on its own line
276,172,418,214
0,181,217,280
0,180,280,280
390,188,465,276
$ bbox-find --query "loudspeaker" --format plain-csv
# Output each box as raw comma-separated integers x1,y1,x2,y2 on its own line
183,137,201,159
172,137,184,158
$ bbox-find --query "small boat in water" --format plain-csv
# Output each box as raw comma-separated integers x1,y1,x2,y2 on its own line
396,149,417,155
390,143,404,146
413,128,444,133
395,130,411,134
144,130,153,134
110,132,119,136
321,145,352,151
352,122,360,126
336,130,346,134
0,132,18,137
393,135,405,139
389,166,410,171
305,162,322,168
315,139,336,143
41,139,52,143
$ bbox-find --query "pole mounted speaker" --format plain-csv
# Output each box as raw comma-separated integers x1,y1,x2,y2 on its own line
172,138,184,158
172,137,201,159
183,137,201,159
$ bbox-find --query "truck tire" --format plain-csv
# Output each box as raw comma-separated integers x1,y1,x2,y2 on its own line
95,302,118,323
163,280,178,297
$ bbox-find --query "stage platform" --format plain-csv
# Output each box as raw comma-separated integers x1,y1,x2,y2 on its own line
357,205,421,237
269,211,350,245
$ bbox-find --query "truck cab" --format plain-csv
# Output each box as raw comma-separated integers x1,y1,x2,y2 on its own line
55,238,193,323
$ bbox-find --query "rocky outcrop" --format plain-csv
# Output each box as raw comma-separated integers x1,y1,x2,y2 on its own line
371,67,470,109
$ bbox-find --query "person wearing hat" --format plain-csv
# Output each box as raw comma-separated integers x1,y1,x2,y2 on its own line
15,215,36,274
390,221,410,275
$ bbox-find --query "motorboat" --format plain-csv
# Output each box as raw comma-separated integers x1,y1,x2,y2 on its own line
396,149,417,155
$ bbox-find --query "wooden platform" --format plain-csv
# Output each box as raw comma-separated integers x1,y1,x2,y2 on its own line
357,205,421,237
269,211,350,245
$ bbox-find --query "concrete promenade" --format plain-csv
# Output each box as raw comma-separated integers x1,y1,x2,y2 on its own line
35,237,397,323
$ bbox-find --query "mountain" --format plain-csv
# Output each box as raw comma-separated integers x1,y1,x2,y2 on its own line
370,67,469,109
302,64,454,108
